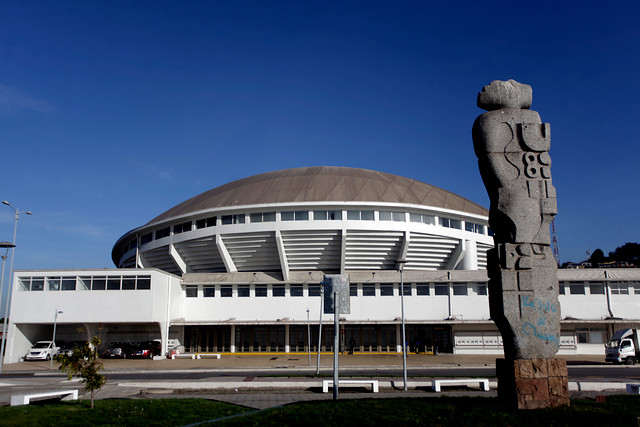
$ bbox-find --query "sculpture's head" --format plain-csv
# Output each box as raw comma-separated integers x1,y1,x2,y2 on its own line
477,79,532,111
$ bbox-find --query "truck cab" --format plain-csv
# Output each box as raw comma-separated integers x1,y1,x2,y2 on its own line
605,328,639,365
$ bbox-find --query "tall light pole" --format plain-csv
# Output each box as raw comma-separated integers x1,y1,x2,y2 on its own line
1,201,32,370
0,242,16,373
307,308,311,366
397,259,407,391
50,309,63,369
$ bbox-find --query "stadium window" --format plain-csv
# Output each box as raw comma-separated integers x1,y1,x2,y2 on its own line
569,283,585,295
220,285,233,297
313,211,327,220
474,284,488,296
186,285,198,298
238,285,250,297
140,233,153,245
30,278,44,291
380,284,394,296
440,218,461,229
136,277,151,290
255,285,267,297
48,277,61,291
349,210,373,220
222,214,245,225
78,277,91,290
465,222,485,234
92,277,106,290
121,278,135,290
434,284,448,295
402,283,412,296
576,328,607,344
308,285,321,297
410,213,435,225
203,286,215,297
379,211,392,221
453,284,468,296
363,284,375,296
350,284,358,296
416,283,429,296
610,282,629,295
107,277,121,290
196,216,217,229
281,211,308,221
173,221,192,234
633,282,640,295
272,285,285,297
250,212,276,223
155,227,170,239
559,283,565,295
290,285,303,297
379,211,404,222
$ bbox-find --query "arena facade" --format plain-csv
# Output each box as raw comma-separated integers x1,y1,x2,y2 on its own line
5,167,640,362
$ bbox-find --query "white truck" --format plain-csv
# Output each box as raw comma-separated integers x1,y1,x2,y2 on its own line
605,328,640,365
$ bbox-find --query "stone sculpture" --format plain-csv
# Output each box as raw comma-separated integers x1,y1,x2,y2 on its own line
473,80,568,408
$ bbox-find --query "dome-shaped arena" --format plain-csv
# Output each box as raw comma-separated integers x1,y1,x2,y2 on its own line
7,166,639,361
113,166,493,276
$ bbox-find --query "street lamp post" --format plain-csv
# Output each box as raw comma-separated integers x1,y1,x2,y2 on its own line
1,201,31,371
50,309,63,369
397,259,408,391
0,242,16,373
307,308,311,366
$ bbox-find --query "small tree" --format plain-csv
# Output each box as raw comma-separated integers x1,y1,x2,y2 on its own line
54,336,106,408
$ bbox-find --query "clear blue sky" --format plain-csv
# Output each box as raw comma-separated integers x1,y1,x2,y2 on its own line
1,1,638,291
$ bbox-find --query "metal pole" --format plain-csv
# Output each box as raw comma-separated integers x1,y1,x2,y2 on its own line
333,289,339,400
307,308,311,366
398,260,408,391
50,309,62,370
316,285,323,375
0,243,14,373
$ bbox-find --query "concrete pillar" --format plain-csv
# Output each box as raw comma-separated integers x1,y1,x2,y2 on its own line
395,324,402,353
159,322,168,357
462,239,478,270
285,324,290,353
230,324,236,353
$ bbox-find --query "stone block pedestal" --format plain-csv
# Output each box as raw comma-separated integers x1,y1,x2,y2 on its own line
496,358,569,409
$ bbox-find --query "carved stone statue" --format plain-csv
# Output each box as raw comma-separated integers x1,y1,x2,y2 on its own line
473,80,569,409
473,80,568,408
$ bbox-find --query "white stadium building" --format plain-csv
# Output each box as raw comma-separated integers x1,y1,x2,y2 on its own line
4,166,640,362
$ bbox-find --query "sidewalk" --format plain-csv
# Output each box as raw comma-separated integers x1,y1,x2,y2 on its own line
0,352,608,373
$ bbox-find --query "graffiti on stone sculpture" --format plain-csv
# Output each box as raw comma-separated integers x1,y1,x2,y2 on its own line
473,80,561,360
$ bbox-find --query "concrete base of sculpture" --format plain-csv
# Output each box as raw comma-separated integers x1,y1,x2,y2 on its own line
496,358,570,409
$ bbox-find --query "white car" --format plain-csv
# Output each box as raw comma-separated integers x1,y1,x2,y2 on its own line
25,341,59,361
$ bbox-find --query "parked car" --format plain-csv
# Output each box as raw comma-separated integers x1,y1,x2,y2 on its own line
56,341,86,357
25,341,59,361
103,343,135,359
132,341,162,359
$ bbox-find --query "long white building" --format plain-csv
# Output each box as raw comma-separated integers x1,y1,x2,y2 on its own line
5,167,640,362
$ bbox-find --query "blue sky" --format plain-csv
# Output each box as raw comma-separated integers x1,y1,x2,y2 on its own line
1,1,639,294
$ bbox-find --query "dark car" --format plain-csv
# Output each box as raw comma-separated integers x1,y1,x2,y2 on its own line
103,343,134,359
56,341,86,357
131,341,162,359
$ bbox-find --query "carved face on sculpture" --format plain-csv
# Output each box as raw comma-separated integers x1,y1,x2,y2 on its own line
477,79,533,111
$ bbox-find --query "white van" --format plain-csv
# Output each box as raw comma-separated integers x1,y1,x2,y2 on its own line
25,341,59,361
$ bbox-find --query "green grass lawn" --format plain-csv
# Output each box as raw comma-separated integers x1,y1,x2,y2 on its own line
1,396,639,427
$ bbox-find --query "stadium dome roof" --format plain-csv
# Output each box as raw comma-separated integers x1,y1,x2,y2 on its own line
148,166,487,225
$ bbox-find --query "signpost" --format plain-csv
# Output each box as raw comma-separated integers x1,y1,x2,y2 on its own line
323,274,350,400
